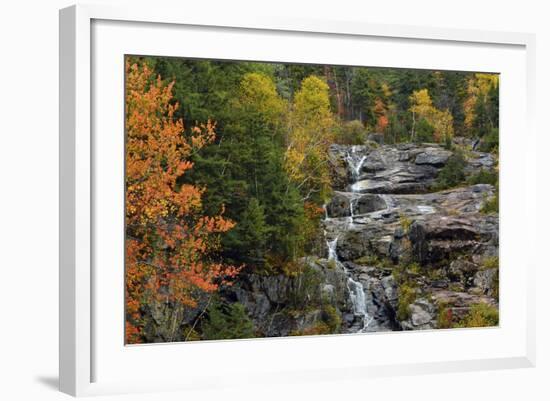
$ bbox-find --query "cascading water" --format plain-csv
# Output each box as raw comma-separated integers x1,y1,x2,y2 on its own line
322,145,375,332
345,146,367,181
325,234,371,332
326,235,339,262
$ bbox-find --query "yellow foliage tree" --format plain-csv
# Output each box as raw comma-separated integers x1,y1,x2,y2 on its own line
409,88,454,143
285,76,335,202
237,72,287,130
464,73,500,132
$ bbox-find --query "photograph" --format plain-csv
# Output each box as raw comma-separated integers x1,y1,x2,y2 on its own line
124,55,500,344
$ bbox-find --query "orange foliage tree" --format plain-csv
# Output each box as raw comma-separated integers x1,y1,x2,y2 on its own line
374,98,389,133
125,60,239,343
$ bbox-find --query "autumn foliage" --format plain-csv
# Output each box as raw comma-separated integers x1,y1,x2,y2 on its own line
409,89,454,143
125,60,239,343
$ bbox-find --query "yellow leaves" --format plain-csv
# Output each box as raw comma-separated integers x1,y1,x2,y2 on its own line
409,89,433,116
285,75,335,201
410,89,454,142
293,76,334,134
474,73,499,95
238,72,287,126
464,73,499,131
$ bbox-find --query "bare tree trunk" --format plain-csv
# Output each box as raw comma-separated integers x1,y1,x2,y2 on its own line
410,111,416,142
185,295,214,341
168,304,181,342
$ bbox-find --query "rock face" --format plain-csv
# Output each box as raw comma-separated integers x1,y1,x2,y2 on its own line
323,141,499,332
223,257,352,337
327,143,494,194
227,140,499,336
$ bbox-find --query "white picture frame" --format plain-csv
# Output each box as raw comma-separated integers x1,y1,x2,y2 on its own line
59,3,536,397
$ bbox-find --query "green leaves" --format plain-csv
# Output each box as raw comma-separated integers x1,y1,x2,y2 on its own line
202,299,255,340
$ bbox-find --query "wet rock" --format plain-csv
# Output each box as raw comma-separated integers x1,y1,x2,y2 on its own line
319,141,499,333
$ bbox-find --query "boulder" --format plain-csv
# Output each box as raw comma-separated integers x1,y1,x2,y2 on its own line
326,192,352,218
355,194,388,214
473,268,498,296
401,298,437,330
414,148,452,166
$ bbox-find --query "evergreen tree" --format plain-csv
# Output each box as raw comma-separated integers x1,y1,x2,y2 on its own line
202,300,255,340
350,68,375,125
232,198,269,260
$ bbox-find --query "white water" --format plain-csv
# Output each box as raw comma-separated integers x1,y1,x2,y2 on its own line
347,278,373,330
323,204,329,220
325,235,372,332
345,146,367,181
326,235,339,262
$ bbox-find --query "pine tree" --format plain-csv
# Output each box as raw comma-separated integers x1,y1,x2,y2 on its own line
202,300,255,340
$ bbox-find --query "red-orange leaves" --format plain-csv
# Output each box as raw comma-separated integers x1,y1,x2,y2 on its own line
124,60,239,344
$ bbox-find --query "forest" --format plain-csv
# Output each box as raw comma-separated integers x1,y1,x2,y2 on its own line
125,56,499,344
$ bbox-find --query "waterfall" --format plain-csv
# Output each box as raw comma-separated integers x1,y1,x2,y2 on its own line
323,203,329,220
323,215,371,332
322,145,374,332
326,235,339,262
345,146,367,182
347,278,373,331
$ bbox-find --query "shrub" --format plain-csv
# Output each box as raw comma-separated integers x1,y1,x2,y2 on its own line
292,322,331,336
407,262,421,275
202,300,256,340
478,128,499,153
481,256,499,270
396,283,417,321
480,193,499,214
433,151,466,190
415,118,435,143
467,169,498,186
321,305,342,333
354,254,383,266
437,306,454,329
458,303,499,328
335,120,366,145
399,214,413,233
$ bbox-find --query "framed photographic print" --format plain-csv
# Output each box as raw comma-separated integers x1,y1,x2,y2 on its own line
59,4,536,396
